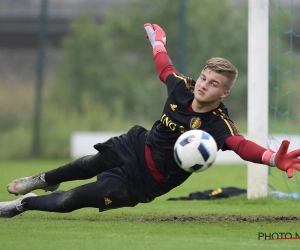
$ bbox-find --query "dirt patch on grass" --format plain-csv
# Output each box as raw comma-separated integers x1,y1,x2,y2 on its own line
143,214,300,223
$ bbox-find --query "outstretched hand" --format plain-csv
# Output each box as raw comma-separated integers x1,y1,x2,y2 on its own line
144,23,167,55
275,140,300,178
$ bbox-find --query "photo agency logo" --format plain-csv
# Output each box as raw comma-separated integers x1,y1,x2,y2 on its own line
258,232,300,240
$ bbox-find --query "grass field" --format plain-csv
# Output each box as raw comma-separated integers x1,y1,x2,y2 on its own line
0,159,300,250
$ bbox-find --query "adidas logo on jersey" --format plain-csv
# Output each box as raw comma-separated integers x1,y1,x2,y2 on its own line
170,104,177,111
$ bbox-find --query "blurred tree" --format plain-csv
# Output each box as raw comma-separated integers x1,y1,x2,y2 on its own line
52,0,248,125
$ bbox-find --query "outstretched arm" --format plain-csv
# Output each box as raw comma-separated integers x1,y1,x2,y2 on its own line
144,23,176,83
226,136,300,178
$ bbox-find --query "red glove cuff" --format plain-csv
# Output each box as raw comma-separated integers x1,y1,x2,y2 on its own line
153,45,167,56
262,149,276,167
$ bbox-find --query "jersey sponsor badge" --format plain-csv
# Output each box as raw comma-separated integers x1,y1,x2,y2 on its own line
190,117,201,129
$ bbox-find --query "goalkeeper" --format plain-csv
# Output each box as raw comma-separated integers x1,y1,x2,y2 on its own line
1,23,300,218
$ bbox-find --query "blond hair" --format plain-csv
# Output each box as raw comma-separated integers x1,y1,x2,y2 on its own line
204,57,238,89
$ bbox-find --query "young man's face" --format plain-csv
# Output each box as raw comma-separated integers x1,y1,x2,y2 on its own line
194,68,230,104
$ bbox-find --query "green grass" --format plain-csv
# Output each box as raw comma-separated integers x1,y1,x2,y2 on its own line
0,160,300,250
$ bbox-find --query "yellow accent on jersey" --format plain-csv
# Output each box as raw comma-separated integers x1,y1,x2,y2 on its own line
213,108,236,136
170,104,177,111
222,117,235,135
173,72,187,83
173,72,194,92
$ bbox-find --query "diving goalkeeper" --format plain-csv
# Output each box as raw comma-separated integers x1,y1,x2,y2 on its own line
1,23,300,218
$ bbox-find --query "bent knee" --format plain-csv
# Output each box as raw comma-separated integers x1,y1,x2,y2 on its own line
54,190,80,212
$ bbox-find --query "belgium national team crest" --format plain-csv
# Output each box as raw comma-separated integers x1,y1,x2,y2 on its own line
190,117,201,129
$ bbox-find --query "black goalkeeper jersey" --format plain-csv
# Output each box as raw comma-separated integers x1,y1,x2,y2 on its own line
145,72,240,187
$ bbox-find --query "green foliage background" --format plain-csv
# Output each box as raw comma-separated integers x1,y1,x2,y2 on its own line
2,0,298,158
34,0,249,158
52,0,248,124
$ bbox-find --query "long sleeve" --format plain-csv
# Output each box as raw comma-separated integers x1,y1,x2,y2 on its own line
154,52,176,83
225,135,267,164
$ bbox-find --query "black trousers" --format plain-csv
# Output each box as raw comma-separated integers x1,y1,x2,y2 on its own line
24,152,138,213
23,125,165,213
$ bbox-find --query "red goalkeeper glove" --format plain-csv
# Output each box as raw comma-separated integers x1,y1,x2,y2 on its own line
144,23,167,56
262,140,300,178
